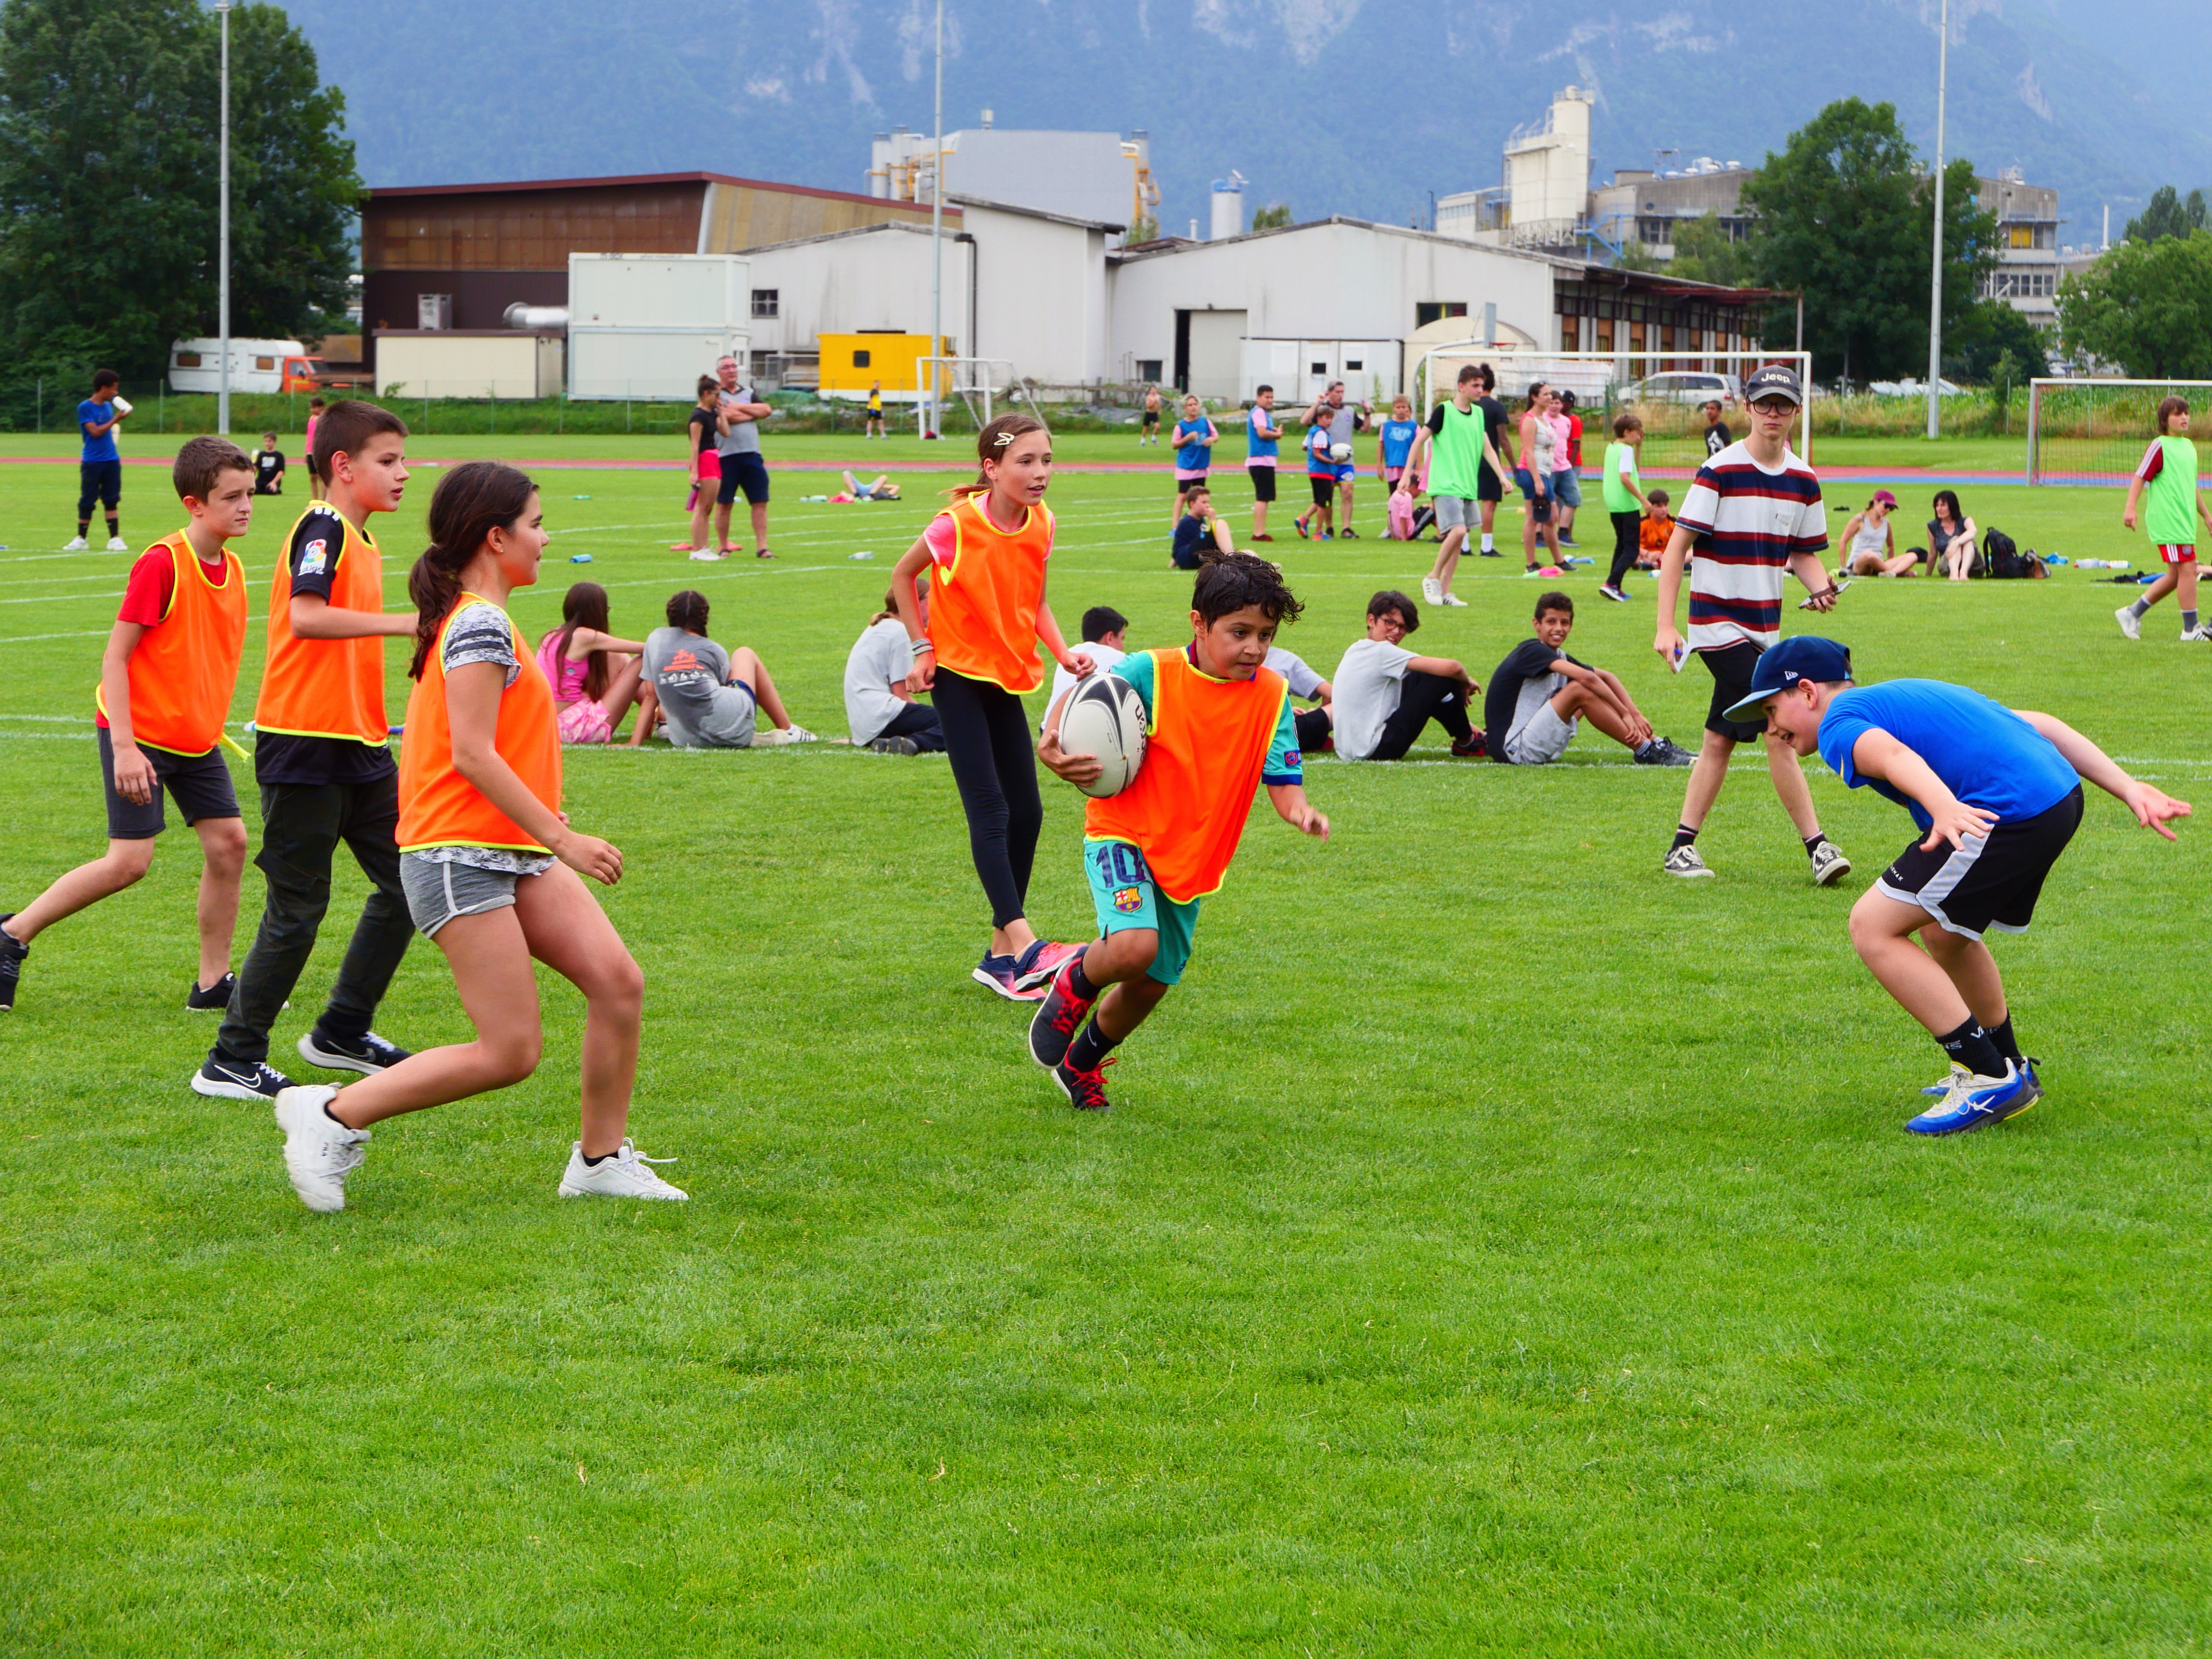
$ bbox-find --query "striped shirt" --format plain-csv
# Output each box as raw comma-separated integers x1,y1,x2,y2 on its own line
1677,440,1828,652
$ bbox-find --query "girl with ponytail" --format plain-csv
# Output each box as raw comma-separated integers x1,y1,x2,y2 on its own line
888,413,1091,999
534,582,658,746
269,460,685,1214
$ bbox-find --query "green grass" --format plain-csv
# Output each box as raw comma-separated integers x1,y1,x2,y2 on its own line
2,434,2206,1655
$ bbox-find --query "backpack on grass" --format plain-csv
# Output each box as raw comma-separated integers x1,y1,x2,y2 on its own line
1982,527,2043,579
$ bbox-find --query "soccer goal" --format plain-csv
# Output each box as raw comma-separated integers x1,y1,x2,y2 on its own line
1411,345,1814,475
2026,378,2212,486
916,356,1027,438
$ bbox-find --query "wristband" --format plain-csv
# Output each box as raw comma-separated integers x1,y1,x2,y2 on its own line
910,637,935,659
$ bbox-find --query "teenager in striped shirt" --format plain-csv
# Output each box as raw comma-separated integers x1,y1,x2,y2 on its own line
1651,363,1850,883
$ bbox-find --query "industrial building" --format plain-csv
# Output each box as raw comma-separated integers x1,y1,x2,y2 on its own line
866,121,1154,234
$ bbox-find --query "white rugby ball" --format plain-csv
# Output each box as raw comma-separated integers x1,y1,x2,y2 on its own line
1329,442,1353,462
1058,673,1148,798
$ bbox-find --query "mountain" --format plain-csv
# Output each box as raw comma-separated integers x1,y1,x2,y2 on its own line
281,0,2211,247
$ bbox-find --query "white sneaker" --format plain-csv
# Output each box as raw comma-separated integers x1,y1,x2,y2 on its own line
1663,844,1714,878
2182,624,2212,643
1420,577,1442,605
1808,839,1852,887
1441,591,1468,606
559,1138,688,1200
2115,605,2142,640
274,1085,369,1213
781,725,819,743
62,536,88,551
104,537,130,553
687,548,723,562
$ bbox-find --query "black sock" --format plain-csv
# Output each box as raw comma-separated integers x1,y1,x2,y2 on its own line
1803,833,1827,858
1067,946,1100,1002
1066,1017,1121,1073
1672,823,1699,851
105,516,119,539
582,1149,614,1166
1985,1015,2021,1063
1937,1016,2006,1079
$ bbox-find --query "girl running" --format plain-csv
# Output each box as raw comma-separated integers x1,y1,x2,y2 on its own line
536,581,659,746
890,414,1092,1000
270,460,684,1212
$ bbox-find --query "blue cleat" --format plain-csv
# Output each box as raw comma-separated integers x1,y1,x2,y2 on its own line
1907,1060,2041,1136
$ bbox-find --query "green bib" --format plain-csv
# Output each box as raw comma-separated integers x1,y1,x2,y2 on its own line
2145,434,2200,546
1427,401,1485,498
1600,441,1641,513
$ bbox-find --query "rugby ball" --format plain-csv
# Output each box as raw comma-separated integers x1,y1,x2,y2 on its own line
1329,442,1353,463
1058,673,1148,798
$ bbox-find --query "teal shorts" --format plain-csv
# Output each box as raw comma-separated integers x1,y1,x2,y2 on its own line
1084,838,1200,986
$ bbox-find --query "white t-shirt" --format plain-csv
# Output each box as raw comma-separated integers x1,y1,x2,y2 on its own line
1041,641,1128,733
1264,645,1325,700
843,616,912,744
1330,637,1415,760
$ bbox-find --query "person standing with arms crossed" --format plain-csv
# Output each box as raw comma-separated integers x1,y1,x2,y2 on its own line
195,401,423,1102
1406,364,1510,608
69,369,130,552
1245,384,1282,541
712,354,775,559
890,414,1094,1000
1652,363,1850,885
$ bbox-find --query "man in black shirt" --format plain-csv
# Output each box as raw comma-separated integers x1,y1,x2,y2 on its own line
1483,590,1693,766
253,433,286,495
1702,400,1732,458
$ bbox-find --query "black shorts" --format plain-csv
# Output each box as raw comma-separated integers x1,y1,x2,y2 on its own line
1699,638,1770,743
717,450,769,506
1141,412,1160,430
1874,785,2084,940
1476,460,1504,503
1308,474,1336,508
1249,465,1277,502
79,458,121,514
99,726,240,839
1178,473,1207,495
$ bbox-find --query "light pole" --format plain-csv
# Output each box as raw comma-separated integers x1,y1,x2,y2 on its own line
926,0,943,440
216,0,232,436
1924,0,1948,440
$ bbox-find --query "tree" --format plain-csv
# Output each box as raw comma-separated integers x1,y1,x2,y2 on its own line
2059,230,2212,378
1667,213,1752,287
2124,185,2209,244
1944,298,2051,382
1611,238,1663,274
0,0,358,382
1741,98,1995,385
1251,201,1292,233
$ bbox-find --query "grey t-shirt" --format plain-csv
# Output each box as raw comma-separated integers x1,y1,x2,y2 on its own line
1264,645,1325,700
843,617,911,745
716,385,762,457
1331,636,1414,761
645,626,756,748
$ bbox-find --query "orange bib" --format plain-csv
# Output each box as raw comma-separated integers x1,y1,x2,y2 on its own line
397,596,563,854
929,495,1053,693
1085,649,1288,903
254,501,390,745
97,532,247,756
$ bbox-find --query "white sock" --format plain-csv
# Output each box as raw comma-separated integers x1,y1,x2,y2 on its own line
1480,533,1495,552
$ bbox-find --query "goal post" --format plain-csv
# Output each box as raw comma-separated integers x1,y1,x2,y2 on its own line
916,356,1025,439
2026,378,2212,486
1411,345,1814,475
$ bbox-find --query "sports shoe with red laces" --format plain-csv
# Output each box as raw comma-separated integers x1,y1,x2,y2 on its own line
1450,732,1487,758
1027,959,1097,1070
1011,938,1082,992
1052,1055,1116,1111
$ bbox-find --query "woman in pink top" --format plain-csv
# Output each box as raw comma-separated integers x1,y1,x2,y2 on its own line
535,581,658,745
1552,388,1584,546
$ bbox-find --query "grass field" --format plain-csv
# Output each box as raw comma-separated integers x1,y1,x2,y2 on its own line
3,430,2207,1655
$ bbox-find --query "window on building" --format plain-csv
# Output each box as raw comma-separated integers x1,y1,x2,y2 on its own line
1310,362,1327,376
751,289,779,318
1346,359,1363,371
174,351,201,368
1136,359,1162,383
1415,302,1468,329
852,349,871,368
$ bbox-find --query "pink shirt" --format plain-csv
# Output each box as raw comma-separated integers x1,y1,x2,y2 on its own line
533,629,594,705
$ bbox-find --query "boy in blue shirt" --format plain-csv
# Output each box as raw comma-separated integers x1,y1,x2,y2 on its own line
1731,638,2190,1136
71,369,130,552
1170,393,1217,525
1171,485,1233,569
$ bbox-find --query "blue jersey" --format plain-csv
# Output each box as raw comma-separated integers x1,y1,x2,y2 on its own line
1174,418,1214,473
1379,418,1419,469
1246,405,1279,462
1817,679,2080,832
1112,647,1302,785
1306,424,1336,475
79,399,117,463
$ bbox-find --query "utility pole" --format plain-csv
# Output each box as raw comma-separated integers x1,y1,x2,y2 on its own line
1925,0,1948,440
217,0,233,435
926,0,943,440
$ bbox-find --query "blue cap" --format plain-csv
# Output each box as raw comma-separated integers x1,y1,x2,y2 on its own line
1720,636,1854,724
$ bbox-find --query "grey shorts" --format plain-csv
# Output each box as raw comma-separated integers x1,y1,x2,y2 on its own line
1503,701,1577,765
401,852,534,937
1433,495,1477,531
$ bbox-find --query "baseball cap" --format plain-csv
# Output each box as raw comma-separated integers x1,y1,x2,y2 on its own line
1744,363,1804,406
1720,636,1854,724
1871,487,1898,508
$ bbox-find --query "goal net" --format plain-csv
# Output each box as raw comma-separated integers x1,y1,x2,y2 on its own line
2027,378,2212,486
1410,346,1814,478
916,357,1027,437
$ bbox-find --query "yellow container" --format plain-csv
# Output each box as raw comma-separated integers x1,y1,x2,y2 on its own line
817,333,949,395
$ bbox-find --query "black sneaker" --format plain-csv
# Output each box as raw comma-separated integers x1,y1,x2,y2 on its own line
192,1053,294,1101
866,734,921,756
1450,733,1487,758
1052,1056,1116,1111
297,1029,412,1075
1634,736,1697,767
185,971,236,1012
0,916,25,1012
1027,960,1098,1071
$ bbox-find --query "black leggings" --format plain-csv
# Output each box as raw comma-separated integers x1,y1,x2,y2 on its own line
932,668,1043,930
1607,510,1642,589
1369,669,1474,760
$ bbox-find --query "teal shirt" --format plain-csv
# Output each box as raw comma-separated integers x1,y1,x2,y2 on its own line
1111,648,1303,785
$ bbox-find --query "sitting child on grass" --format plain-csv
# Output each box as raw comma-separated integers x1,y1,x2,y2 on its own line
643,589,815,749
536,581,658,746
1172,486,1235,569
1483,591,1693,767
1636,489,1673,571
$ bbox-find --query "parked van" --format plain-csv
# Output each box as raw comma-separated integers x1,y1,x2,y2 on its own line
168,338,308,395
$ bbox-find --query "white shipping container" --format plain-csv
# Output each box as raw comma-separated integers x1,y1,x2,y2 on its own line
168,338,307,395
566,254,751,400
